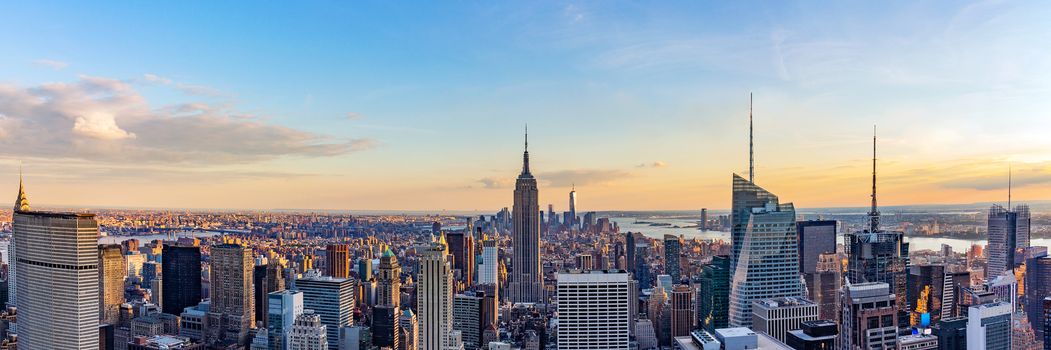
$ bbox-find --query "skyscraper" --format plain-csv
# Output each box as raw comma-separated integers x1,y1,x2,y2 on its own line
966,299,1013,350
13,177,101,349
509,128,544,304
453,292,483,350
727,175,803,328
669,285,695,339
287,310,328,350
417,235,463,350
844,128,910,330
569,185,577,229
325,244,350,279
268,290,304,350
374,304,402,350
296,272,355,350
625,232,636,276
209,243,255,346
162,243,202,316
987,203,1030,281
99,244,127,325
377,247,402,308
1025,256,1051,341
556,270,631,350
752,297,818,343
663,235,682,282
802,253,839,322
839,282,898,350
255,260,287,328
479,233,499,288
446,231,475,288
797,220,837,274
698,255,730,332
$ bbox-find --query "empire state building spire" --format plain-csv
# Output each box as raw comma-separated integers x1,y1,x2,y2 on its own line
14,165,29,212
521,124,532,177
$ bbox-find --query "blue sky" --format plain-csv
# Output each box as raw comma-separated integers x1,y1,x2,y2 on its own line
1,1,1050,210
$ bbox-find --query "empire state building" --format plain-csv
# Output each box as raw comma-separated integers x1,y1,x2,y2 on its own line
509,128,544,304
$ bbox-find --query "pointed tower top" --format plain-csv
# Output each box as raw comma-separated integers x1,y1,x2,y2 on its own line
14,164,30,213
1008,164,1012,209
520,124,532,177
749,93,754,183
869,125,880,232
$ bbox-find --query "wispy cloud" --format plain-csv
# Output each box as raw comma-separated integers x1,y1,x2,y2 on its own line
636,161,667,168
346,112,364,121
477,177,514,189
539,169,631,187
33,59,68,70
0,76,374,165
140,73,225,97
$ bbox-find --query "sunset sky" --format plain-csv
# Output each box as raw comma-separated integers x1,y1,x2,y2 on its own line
1,1,1050,211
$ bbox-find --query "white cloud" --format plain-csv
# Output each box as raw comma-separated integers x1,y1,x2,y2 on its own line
0,76,374,164
34,59,68,70
73,112,136,140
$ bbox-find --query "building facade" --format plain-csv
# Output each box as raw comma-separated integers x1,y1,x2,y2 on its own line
325,244,350,279
288,311,328,350
840,282,898,350
268,290,304,350
509,131,544,304
13,179,101,349
417,236,463,350
556,270,631,350
162,244,203,316
100,244,127,325
728,174,804,328
296,272,355,350
698,255,729,332
987,204,1030,281
752,297,819,344
209,243,255,346
966,301,1013,350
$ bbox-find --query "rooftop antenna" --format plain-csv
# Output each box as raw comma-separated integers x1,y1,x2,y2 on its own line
869,125,880,232
749,93,754,183
1008,164,1012,209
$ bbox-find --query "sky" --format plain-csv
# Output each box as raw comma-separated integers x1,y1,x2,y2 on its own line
1,1,1050,211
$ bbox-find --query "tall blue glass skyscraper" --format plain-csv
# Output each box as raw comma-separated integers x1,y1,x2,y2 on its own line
727,174,803,328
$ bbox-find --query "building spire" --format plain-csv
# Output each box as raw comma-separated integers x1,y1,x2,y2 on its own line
521,124,531,176
749,93,754,183
1008,164,1012,209
14,162,30,212
869,125,880,232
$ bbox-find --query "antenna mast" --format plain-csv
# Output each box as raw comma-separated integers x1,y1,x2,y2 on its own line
749,93,754,183
869,125,880,232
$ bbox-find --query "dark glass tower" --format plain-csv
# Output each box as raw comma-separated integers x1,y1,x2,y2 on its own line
663,235,682,282
698,255,729,332
161,244,202,315
797,220,837,274
509,128,543,304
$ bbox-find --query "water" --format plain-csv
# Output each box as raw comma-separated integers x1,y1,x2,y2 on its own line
612,217,1051,252
97,231,221,245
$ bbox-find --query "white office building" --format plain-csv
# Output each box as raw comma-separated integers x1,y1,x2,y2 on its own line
12,178,101,349
556,270,631,350
288,310,328,350
751,297,818,343
967,301,1013,350
268,290,305,350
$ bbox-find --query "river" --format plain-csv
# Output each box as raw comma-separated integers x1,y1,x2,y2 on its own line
611,217,1051,252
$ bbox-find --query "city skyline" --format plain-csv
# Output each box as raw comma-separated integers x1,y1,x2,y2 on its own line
3,2,1051,210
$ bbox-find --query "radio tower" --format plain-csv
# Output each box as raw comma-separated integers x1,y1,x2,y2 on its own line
749,93,754,183
869,125,880,232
